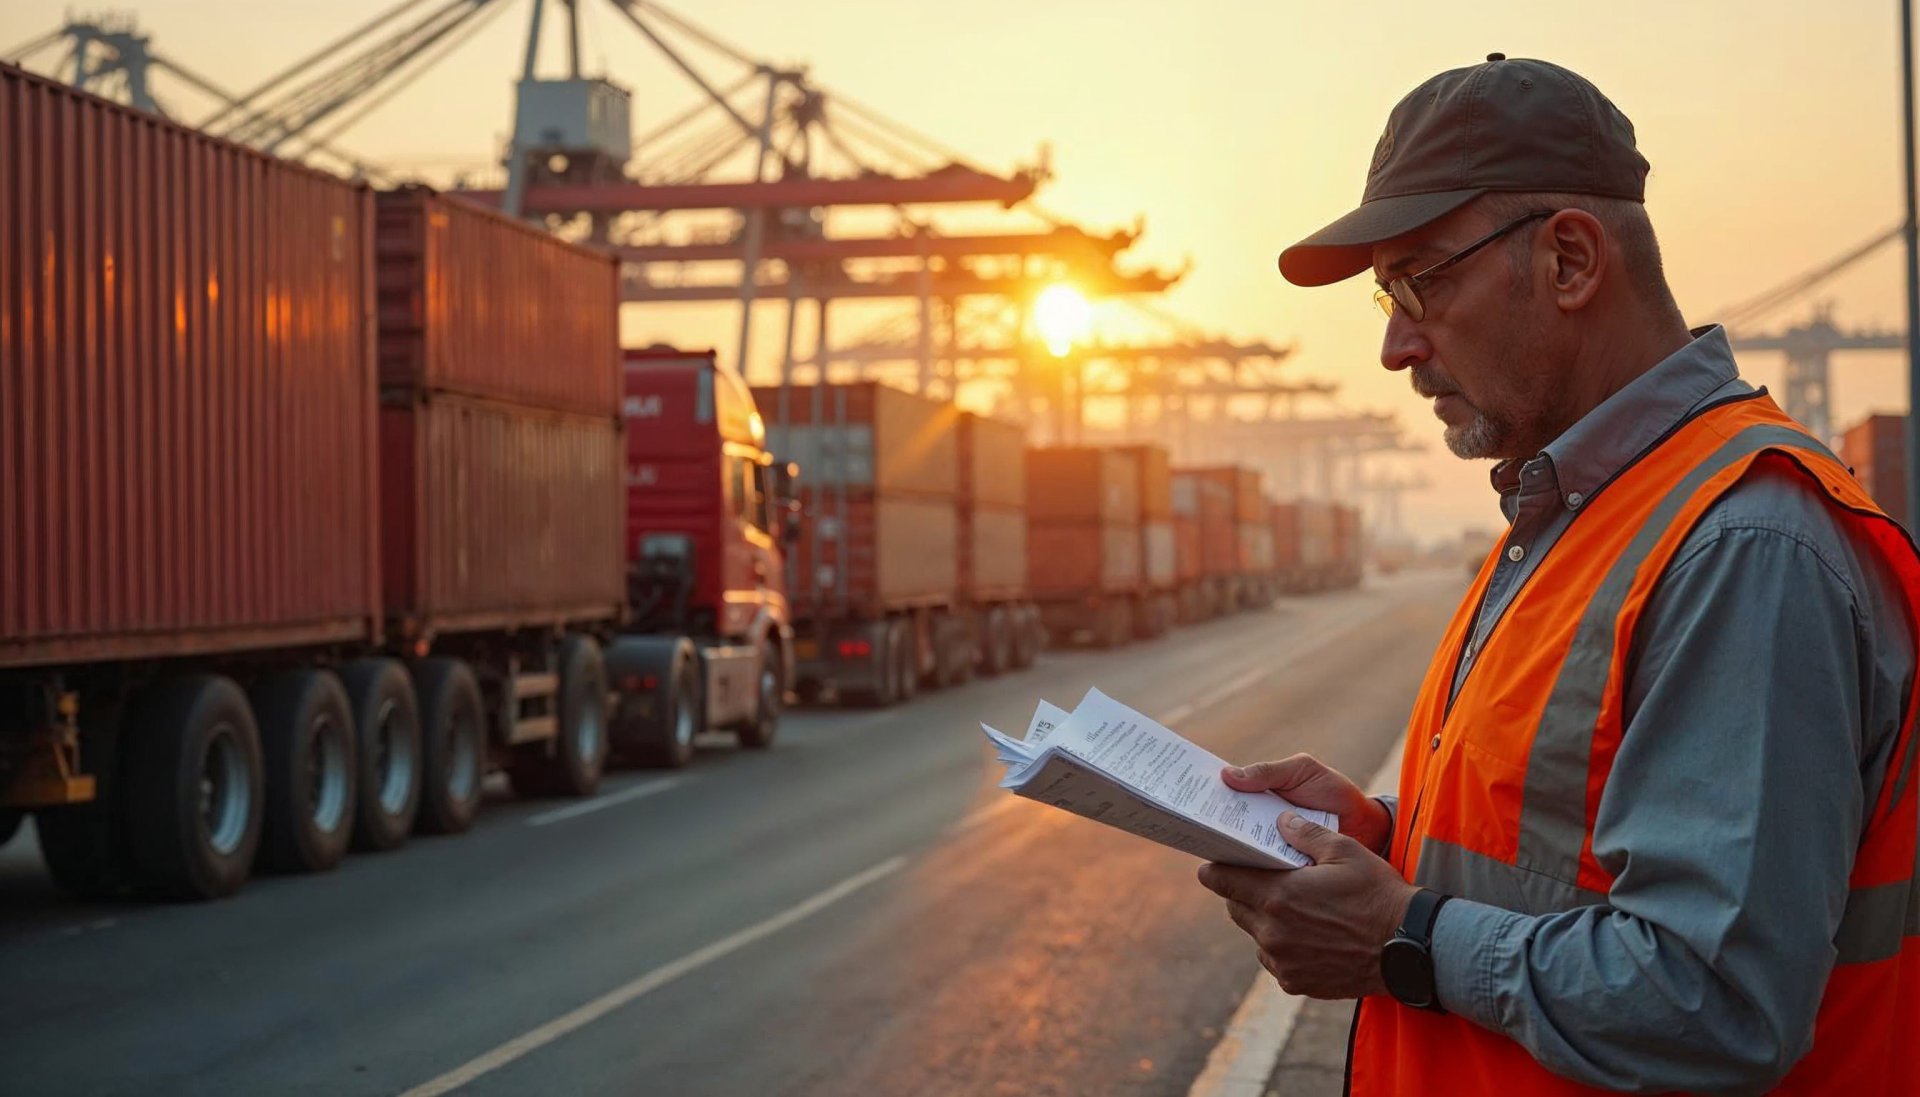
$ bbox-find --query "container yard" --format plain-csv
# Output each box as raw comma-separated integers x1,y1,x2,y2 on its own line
8,4,1899,1096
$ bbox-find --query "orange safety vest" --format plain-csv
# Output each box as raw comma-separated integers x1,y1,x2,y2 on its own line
1351,393,1920,1096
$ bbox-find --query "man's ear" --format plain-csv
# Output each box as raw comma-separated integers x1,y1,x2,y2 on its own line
1543,209,1606,312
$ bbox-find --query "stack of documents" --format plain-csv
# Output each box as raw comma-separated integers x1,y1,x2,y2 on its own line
981,688,1336,870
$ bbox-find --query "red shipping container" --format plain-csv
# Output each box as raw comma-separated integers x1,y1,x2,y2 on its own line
380,394,625,639
1142,520,1178,588
1029,524,1142,596
957,412,1029,602
751,382,960,619
1175,471,1238,579
1173,517,1205,583
1115,443,1173,520
1841,415,1909,529
375,187,620,416
1190,466,1266,524
1,64,380,668
1027,448,1141,525
1271,503,1303,573
1238,522,1275,574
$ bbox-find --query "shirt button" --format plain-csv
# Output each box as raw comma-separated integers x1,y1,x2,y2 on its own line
1567,491,1585,509
1506,544,1526,563
1430,735,1442,752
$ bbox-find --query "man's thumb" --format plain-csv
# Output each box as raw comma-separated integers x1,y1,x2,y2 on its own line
1223,757,1305,792
1282,812,1348,863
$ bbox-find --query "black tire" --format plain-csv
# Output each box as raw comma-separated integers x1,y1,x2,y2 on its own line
612,641,700,769
892,620,918,704
979,608,1011,677
251,670,357,875
847,626,898,708
735,637,781,750
123,675,264,901
342,658,421,852
0,809,19,848
414,658,485,835
510,635,609,798
1009,608,1040,670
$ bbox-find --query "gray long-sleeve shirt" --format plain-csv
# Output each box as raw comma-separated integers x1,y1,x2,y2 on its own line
1390,327,1915,1094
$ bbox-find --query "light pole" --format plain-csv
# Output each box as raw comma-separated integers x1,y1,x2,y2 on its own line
1903,0,1920,526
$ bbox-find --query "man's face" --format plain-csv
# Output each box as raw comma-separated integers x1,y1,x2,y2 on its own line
1371,209,1566,461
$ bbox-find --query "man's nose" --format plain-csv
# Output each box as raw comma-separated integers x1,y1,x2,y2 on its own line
1379,310,1429,373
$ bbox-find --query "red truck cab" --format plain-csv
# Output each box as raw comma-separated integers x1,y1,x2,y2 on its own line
606,348,794,767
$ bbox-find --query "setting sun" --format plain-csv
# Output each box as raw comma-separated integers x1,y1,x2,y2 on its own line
1033,283,1093,357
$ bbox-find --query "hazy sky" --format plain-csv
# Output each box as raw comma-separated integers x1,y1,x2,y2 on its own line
5,0,1915,538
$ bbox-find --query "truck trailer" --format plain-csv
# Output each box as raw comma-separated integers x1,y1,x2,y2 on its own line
1027,447,1144,648
956,412,1042,676
753,382,969,706
0,68,627,900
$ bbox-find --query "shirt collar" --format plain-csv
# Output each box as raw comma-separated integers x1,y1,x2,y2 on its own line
1489,325,1746,509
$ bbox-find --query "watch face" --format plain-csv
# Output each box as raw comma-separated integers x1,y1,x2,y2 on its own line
1380,938,1437,1009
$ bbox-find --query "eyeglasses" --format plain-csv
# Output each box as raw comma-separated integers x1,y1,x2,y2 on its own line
1373,209,1556,321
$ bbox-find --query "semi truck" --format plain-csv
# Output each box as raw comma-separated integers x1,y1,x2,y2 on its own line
1027,447,1144,648
0,67,743,902
608,348,795,767
1185,466,1272,609
752,381,970,706
1116,444,1178,639
1172,470,1237,622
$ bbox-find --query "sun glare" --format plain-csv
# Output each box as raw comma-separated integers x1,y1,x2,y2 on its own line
1033,284,1093,357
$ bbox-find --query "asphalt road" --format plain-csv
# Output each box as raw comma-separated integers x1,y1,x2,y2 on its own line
0,570,1463,1097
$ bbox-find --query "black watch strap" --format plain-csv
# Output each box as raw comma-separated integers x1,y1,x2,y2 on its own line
1398,887,1450,946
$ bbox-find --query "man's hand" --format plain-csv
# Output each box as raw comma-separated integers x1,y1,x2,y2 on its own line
1222,754,1391,856
1197,813,1419,1000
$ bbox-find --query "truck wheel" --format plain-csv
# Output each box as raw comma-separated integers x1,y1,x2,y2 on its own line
124,675,263,901
608,637,701,769
342,659,420,852
510,635,609,797
892,620,919,704
251,670,357,874
978,608,1011,677
735,638,781,750
0,809,19,848
414,658,485,835
1010,608,1039,670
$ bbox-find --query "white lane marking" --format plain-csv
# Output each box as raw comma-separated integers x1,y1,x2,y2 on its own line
396,856,909,1097
1185,751,1405,1097
525,777,686,828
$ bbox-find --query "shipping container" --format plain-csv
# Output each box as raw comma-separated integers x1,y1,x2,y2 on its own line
1116,443,1173,520
1271,502,1303,578
1189,466,1266,524
1842,414,1909,529
1027,448,1140,525
752,383,979,704
1029,524,1143,595
1,63,380,669
375,187,620,416
957,412,1029,601
380,393,625,638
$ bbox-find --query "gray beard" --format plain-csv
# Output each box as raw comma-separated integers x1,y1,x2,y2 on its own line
1444,407,1511,460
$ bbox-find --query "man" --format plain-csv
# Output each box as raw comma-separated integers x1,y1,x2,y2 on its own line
1197,55,1920,1095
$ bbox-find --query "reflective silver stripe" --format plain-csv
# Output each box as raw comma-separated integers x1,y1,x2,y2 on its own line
1835,879,1915,965
1414,836,1608,915
1516,426,1823,883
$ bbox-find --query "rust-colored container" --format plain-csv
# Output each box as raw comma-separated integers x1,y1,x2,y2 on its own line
1238,522,1275,574
1116,443,1173,520
1332,505,1365,575
1842,414,1909,528
752,383,960,618
1175,471,1238,579
1,65,380,668
957,412,1028,601
1297,501,1339,570
1027,447,1140,524
375,187,619,416
380,393,624,638
1029,524,1142,596
1173,517,1205,583
1189,466,1267,524
1271,502,1303,573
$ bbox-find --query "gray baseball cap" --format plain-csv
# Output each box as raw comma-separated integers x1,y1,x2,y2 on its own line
1277,54,1650,287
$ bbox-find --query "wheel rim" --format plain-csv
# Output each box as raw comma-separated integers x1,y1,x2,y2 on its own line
308,712,350,835
576,681,605,763
759,666,779,729
447,705,480,802
371,697,415,815
674,675,697,748
200,723,252,856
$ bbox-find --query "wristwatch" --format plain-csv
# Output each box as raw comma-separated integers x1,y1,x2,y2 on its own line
1380,887,1451,1011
